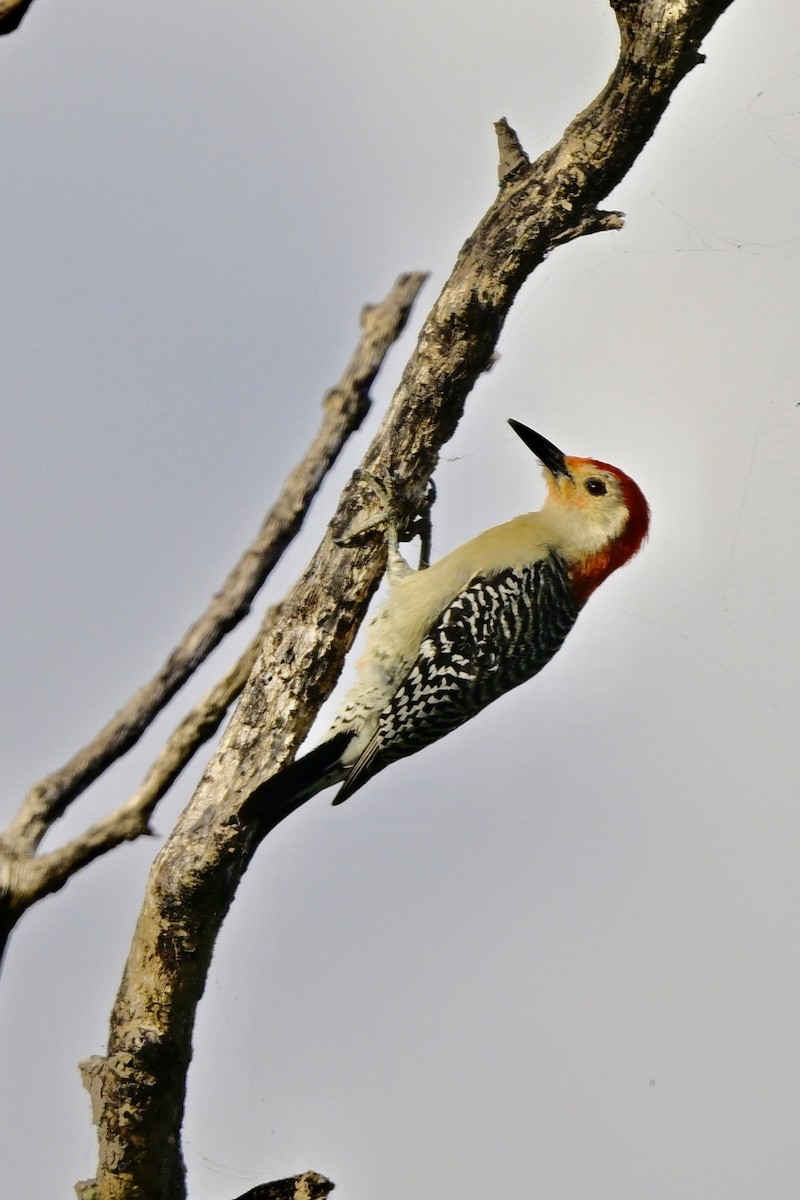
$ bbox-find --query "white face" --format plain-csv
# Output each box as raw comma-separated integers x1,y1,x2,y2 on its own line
543,460,631,555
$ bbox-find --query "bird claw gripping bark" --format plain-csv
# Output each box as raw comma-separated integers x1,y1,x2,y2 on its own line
337,469,436,575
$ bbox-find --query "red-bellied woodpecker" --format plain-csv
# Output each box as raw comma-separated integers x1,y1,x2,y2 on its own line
253,421,649,817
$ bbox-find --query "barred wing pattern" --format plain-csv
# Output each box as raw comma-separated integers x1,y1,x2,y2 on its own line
334,552,580,802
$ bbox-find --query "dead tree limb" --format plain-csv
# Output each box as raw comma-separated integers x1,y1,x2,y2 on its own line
0,274,426,966
14,607,278,911
0,0,35,36
88,3,736,1197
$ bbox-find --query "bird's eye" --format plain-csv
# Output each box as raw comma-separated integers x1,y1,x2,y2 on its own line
585,478,607,496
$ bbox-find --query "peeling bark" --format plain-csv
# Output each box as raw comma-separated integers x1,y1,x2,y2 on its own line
87,3,737,1196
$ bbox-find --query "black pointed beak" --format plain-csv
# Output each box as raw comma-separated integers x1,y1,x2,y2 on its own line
508,419,572,479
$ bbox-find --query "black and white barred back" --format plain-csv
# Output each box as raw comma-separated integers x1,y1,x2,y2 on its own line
333,551,581,802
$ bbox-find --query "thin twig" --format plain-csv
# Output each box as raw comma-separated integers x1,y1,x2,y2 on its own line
3,272,428,856
13,606,280,910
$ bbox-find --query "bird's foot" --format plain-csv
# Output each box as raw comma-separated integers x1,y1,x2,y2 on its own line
336,470,436,575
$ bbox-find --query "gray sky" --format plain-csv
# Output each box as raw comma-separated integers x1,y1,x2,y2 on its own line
2,2,800,1197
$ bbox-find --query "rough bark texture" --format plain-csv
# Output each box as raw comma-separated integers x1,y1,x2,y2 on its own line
4,272,426,859
88,2,735,1196
0,274,425,972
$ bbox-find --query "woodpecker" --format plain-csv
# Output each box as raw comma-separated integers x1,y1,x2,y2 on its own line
253,421,649,817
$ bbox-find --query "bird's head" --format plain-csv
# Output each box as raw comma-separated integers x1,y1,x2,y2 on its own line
509,419,650,601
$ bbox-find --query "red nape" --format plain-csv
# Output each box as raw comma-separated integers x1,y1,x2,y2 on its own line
569,459,650,604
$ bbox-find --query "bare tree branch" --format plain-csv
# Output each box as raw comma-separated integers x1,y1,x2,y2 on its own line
3,272,428,857
227,1173,335,1200
88,4,737,1197
0,275,426,977
12,607,279,911
0,0,35,36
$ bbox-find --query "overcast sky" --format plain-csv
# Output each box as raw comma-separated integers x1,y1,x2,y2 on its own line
2,2,800,1197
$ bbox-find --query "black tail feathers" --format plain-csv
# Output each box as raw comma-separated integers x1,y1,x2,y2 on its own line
242,730,354,830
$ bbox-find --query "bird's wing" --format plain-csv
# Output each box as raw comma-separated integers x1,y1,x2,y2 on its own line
332,552,580,804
